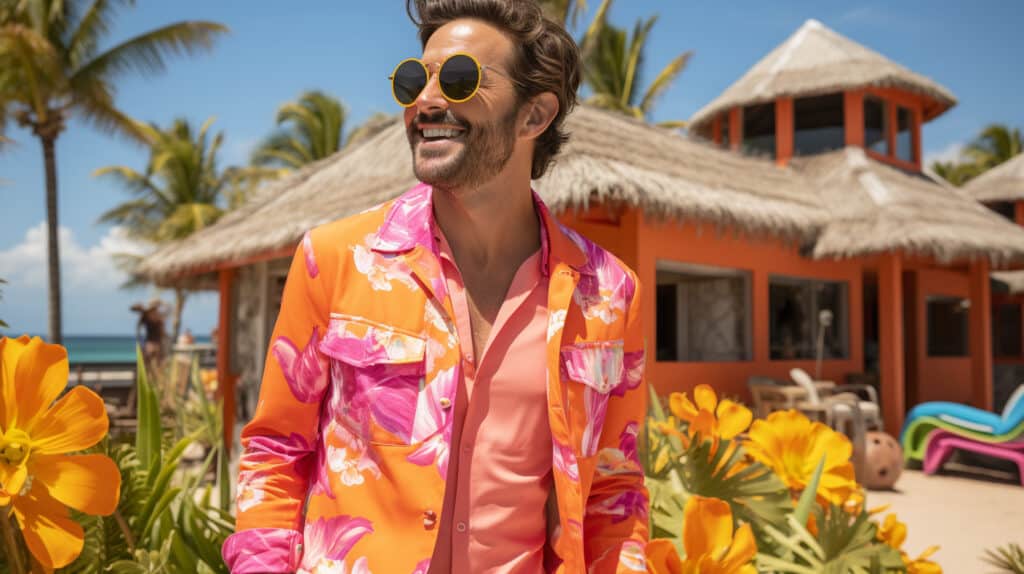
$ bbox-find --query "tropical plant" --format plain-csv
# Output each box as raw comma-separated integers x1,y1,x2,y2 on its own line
984,543,1024,574
59,351,233,573
95,117,230,344
0,0,227,345
645,384,918,573
537,0,588,27
251,90,349,172
0,335,120,571
932,124,1023,186
0,277,7,328
581,3,690,126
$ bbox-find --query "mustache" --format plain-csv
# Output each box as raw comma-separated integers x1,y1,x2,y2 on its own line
412,110,468,130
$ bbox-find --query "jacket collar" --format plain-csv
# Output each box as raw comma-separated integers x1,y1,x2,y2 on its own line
372,183,588,273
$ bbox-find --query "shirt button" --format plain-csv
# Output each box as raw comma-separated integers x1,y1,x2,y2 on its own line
456,521,467,533
439,397,452,409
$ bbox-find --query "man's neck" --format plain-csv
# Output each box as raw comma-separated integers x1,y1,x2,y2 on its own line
432,175,541,273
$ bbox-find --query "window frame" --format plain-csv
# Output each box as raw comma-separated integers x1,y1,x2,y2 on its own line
768,274,851,361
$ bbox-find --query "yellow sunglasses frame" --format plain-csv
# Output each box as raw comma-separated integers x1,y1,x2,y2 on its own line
389,52,511,107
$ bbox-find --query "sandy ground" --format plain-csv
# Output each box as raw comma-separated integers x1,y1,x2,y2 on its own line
868,465,1024,573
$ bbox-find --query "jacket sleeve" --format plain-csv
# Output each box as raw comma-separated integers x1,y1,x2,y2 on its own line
584,271,650,573
222,230,333,573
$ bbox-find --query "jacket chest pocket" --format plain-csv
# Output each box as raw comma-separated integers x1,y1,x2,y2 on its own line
560,340,624,458
320,315,427,446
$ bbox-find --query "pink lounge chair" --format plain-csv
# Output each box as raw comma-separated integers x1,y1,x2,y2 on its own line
923,429,1024,487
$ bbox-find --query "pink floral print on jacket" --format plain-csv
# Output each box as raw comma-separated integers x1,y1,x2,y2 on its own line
225,184,648,574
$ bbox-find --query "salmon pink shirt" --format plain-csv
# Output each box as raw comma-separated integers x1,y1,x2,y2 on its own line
427,219,553,574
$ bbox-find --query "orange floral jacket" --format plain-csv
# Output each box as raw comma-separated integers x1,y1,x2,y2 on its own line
223,184,648,573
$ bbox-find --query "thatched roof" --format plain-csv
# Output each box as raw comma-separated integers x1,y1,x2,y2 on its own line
689,19,956,131
139,105,827,284
992,270,1024,295
793,148,1024,265
962,153,1024,203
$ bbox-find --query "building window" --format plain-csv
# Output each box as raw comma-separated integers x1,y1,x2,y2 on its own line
926,296,969,357
794,94,845,156
896,106,915,163
656,262,751,362
742,102,776,158
993,303,1023,358
769,276,849,360
988,201,1016,222
721,112,731,147
864,96,888,156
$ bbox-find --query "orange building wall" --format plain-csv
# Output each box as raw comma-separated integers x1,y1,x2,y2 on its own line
907,267,972,406
634,213,864,400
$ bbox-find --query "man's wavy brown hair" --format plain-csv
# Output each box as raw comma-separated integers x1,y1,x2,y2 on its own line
406,0,581,179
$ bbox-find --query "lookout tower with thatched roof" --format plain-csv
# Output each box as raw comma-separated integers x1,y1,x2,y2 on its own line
689,19,956,171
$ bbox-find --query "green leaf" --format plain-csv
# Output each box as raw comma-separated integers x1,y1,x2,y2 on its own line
135,347,161,475
794,455,826,527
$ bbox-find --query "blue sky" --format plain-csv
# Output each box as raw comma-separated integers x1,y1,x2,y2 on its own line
1,1,1021,336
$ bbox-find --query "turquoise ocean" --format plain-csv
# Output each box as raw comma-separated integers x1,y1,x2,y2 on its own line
40,335,212,365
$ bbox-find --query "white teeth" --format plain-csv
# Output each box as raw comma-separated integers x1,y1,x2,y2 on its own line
422,128,460,139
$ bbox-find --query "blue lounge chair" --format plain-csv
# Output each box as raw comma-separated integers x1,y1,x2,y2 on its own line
901,384,1024,461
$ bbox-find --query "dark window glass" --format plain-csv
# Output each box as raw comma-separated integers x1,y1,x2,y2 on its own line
994,303,1023,358
770,277,849,360
988,201,1016,222
742,102,776,158
864,96,888,155
721,113,731,147
896,106,914,163
656,265,751,362
794,94,845,156
927,296,969,357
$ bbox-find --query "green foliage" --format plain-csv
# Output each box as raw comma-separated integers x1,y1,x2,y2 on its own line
756,508,904,573
932,123,1022,186
252,90,347,171
0,277,8,328
984,543,1024,574
58,349,233,573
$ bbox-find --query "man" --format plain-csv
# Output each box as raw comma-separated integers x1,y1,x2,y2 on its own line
223,1,648,572
130,298,166,368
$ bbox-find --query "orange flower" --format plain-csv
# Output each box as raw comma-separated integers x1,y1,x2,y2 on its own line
877,513,943,574
0,336,121,568
669,385,752,454
744,410,858,505
646,496,757,574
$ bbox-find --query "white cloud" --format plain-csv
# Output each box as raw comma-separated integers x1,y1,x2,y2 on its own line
923,141,966,167
0,223,149,291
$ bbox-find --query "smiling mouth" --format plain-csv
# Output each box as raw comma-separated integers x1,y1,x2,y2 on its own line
416,125,467,143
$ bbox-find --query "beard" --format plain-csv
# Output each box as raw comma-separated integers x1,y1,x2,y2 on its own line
407,104,518,192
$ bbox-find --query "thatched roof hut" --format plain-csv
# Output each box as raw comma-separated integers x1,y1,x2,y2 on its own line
962,153,1024,203
139,104,827,285
689,19,956,132
792,148,1024,265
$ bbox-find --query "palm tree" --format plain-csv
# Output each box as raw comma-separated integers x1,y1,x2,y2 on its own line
932,124,1023,186
0,0,227,344
251,90,348,171
538,0,587,27
583,9,691,126
96,117,229,344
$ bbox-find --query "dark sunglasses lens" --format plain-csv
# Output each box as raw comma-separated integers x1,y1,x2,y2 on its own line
393,60,427,105
439,54,480,101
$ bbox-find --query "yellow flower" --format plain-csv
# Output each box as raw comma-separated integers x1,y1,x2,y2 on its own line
670,385,753,444
0,336,121,568
744,410,858,505
645,496,757,574
877,513,943,574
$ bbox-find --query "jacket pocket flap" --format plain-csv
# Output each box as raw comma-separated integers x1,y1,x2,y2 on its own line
321,315,426,367
560,341,624,394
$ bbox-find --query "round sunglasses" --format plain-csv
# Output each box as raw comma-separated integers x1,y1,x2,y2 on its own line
389,53,514,107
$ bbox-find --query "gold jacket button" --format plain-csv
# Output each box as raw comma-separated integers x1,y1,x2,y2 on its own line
439,397,452,409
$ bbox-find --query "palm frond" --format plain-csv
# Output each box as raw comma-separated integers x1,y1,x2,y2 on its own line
983,543,1024,574
639,50,691,115
71,20,227,84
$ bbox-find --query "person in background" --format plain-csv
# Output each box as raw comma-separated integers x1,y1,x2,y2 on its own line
131,297,166,368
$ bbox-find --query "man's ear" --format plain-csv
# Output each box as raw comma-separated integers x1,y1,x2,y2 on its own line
519,92,559,140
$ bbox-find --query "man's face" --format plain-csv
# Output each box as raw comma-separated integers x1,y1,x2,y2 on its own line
405,19,522,191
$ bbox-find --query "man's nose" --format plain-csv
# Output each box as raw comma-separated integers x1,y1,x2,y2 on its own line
415,70,448,115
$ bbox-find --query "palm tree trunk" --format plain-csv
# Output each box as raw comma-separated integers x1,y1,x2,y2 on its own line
171,288,187,346
41,135,63,345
